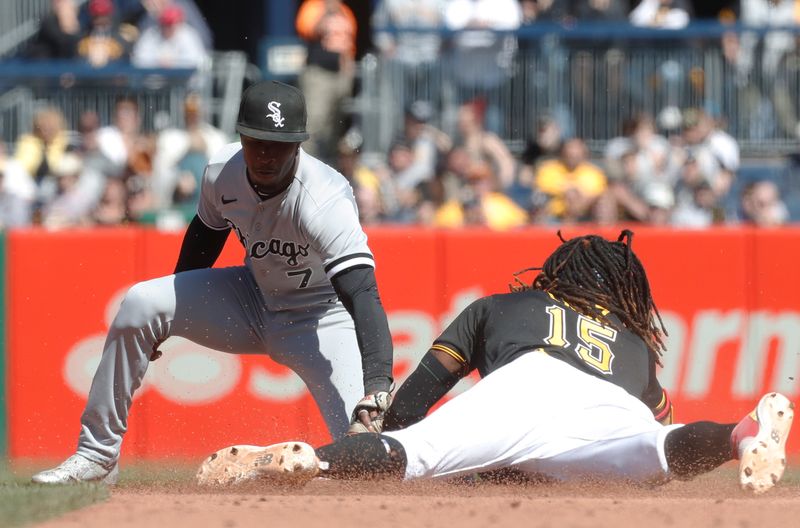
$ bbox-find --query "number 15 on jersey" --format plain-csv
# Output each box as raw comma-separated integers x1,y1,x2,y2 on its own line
544,305,617,375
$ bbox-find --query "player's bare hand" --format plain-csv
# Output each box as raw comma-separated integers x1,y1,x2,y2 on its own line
347,391,392,435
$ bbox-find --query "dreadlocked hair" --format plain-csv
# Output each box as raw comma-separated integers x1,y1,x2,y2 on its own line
510,230,668,365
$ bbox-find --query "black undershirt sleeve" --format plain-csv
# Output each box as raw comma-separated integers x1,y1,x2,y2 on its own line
641,354,672,423
641,358,663,407
174,215,231,274
331,265,393,394
382,351,463,431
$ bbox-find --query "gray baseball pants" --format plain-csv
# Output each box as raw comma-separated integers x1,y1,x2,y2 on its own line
76,266,364,465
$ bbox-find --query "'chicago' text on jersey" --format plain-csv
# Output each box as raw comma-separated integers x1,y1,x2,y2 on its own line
226,220,308,266
250,238,309,266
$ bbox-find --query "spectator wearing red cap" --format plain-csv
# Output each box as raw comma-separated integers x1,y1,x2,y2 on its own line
122,0,213,50
89,0,114,17
131,3,208,69
77,0,137,67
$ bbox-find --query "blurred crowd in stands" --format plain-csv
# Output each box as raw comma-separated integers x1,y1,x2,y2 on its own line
22,0,211,69
1,0,798,231
0,91,226,230
341,98,791,229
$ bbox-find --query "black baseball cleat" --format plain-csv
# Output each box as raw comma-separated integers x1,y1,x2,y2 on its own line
196,442,319,487
731,392,794,494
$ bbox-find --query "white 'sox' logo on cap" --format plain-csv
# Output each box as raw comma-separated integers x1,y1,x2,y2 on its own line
267,101,285,128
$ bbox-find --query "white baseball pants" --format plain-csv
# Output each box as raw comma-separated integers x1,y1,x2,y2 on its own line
385,351,681,483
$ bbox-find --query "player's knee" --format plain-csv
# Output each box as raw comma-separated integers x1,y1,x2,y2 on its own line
113,280,163,328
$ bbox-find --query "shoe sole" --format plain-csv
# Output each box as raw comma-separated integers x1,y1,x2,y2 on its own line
739,392,794,494
196,442,319,487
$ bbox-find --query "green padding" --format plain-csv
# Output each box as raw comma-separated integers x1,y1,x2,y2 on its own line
0,231,6,458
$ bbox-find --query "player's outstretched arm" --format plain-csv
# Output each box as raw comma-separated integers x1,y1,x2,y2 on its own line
331,265,394,433
331,265,394,393
381,348,467,431
174,215,231,274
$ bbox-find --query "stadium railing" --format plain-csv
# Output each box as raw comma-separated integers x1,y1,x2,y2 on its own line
0,0,88,59
0,61,197,144
0,49,257,146
356,21,800,158
3,21,800,160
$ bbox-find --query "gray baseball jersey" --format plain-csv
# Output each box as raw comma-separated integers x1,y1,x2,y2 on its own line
197,144,375,311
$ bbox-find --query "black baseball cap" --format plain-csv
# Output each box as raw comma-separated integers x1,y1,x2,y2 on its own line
236,80,310,142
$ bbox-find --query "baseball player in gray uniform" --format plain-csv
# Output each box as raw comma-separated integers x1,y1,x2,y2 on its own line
32,80,394,485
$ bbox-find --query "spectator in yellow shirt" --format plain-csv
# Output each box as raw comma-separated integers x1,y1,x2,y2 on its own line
534,138,607,222
435,160,528,230
14,107,71,183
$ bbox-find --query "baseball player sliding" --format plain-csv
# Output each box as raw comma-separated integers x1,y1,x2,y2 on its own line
197,231,794,494
32,81,394,485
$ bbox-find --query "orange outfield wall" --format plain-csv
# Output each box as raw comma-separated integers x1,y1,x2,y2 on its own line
6,226,800,462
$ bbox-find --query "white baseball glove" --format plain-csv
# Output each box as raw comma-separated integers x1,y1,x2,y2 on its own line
347,391,393,435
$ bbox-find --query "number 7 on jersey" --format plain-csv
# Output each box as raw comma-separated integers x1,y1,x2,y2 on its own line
287,268,312,288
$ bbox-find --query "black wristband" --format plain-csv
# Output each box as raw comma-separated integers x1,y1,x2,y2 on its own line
382,351,462,431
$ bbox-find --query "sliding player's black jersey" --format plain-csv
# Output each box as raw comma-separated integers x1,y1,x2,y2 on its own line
432,289,664,407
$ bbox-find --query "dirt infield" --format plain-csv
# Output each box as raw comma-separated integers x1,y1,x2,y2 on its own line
32,471,800,528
